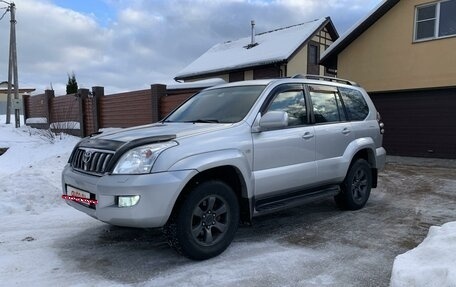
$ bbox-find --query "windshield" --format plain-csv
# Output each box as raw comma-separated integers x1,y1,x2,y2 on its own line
165,85,266,123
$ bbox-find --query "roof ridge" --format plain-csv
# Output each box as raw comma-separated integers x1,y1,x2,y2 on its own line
257,18,322,36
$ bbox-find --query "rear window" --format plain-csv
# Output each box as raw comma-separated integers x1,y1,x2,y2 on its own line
339,87,369,121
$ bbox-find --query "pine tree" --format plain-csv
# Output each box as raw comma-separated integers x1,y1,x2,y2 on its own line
66,72,78,94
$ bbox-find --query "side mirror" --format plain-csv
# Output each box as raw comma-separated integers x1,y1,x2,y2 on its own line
259,111,288,131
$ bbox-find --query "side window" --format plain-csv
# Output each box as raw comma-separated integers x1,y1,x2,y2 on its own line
309,86,346,124
267,90,307,126
339,87,369,121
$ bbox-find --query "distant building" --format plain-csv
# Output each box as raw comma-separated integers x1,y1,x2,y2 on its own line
0,81,36,114
320,0,456,159
175,17,338,83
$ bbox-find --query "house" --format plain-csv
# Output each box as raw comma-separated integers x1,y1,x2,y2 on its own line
0,81,36,114
320,0,456,159
175,17,338,83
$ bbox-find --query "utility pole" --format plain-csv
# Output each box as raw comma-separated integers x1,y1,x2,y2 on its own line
2,1,19,127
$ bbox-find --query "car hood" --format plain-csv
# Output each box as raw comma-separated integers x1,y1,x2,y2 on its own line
94,122,234,143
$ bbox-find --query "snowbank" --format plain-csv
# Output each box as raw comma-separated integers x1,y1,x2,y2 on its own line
0,115,79,215
391,222,456,287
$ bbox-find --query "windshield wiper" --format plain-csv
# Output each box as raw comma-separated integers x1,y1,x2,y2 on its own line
185,119,220,123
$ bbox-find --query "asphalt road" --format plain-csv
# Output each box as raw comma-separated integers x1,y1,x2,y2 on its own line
56,158,456,286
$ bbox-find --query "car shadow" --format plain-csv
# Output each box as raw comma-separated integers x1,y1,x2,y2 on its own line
56,198,341,284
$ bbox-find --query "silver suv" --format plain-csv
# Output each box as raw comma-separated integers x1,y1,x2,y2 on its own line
62,76,386,260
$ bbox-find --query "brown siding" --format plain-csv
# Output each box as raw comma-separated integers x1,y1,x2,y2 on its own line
253,66,281,79
371,88,456,159
50,94,79,123
160,88,199,118
100,89,153,128
229,71,245,82
23,85,206,137
84,97,96,136
27,94,47,118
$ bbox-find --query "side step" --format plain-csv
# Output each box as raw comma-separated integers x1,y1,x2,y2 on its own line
255,186,340,214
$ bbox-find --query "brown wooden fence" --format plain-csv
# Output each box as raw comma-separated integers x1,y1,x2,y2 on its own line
23,83,207,137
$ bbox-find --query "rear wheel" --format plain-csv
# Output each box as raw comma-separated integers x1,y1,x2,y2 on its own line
164,180,239,260
335,159,372,210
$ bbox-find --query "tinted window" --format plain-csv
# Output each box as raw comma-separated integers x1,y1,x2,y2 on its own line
267,90,307,126
310,88,345,123
166,85,265,123
339,87,369,121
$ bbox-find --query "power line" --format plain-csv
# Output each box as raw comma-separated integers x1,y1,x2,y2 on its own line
0,0,10,21
0,8,8,21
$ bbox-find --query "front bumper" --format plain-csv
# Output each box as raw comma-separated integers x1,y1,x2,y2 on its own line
61,165,197,228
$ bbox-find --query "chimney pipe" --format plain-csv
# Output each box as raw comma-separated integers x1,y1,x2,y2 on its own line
251,20,255,45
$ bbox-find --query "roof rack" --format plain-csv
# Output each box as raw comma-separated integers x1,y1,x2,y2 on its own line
291,74,359,86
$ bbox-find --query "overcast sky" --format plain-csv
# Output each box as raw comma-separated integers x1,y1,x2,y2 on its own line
0,0,382,95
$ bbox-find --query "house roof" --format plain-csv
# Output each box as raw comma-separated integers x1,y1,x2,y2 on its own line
175,17,337,80
0,81,36,94
320,0,400,69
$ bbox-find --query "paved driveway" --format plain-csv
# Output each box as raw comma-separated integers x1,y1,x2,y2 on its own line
55,157,456,286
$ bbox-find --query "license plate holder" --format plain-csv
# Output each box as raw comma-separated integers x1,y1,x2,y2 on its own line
67,186,90,199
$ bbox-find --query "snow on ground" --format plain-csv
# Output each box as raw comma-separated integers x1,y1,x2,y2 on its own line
390,222,456,287
1,114,456,286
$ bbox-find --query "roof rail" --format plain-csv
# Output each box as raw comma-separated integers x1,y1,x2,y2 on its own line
291,74,359,86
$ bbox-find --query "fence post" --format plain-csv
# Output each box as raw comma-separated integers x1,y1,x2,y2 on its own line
44,89,54,128
77,88,89,137
150,84,167,122
91,86,104,133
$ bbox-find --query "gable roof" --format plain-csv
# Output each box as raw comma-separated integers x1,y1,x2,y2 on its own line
175,17,337,80
320,0,400,69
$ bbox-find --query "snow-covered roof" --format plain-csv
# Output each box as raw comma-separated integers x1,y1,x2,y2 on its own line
167,78,226,90
176,17,332,80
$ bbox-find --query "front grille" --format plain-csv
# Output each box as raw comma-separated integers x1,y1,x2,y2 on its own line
71,148,114,175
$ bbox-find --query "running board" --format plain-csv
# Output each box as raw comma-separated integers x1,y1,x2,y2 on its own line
254,186,340,214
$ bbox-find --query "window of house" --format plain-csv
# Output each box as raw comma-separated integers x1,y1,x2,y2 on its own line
309,45,318,65
415,0,456,41
307,42,320,75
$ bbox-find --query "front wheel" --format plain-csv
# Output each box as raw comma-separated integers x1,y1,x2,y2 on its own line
335,159,372,210
164,180,239,260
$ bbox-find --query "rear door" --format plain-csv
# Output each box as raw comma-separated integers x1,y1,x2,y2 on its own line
307,84,354,183
252,84,317,199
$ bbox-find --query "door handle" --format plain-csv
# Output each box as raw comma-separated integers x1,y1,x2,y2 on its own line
302,132,314,139
342,128,351,135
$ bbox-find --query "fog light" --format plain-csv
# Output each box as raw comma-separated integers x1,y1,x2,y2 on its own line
118,195,140,207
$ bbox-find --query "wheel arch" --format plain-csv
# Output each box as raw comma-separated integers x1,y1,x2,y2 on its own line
168,165,252,225
349,147,378,188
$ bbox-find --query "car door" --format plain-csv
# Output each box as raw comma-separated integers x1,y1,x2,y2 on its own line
307,84,354,183
252,84,317,199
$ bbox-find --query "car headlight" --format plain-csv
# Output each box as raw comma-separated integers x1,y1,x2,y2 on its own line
112,141,177,174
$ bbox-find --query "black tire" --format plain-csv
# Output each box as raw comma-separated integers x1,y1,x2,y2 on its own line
335,159,372,210
164,180,240,260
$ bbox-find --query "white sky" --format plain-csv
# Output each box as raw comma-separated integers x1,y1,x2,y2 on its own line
0,0,382,95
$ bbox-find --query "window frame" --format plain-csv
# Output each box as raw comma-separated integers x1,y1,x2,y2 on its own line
414,0,456,42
